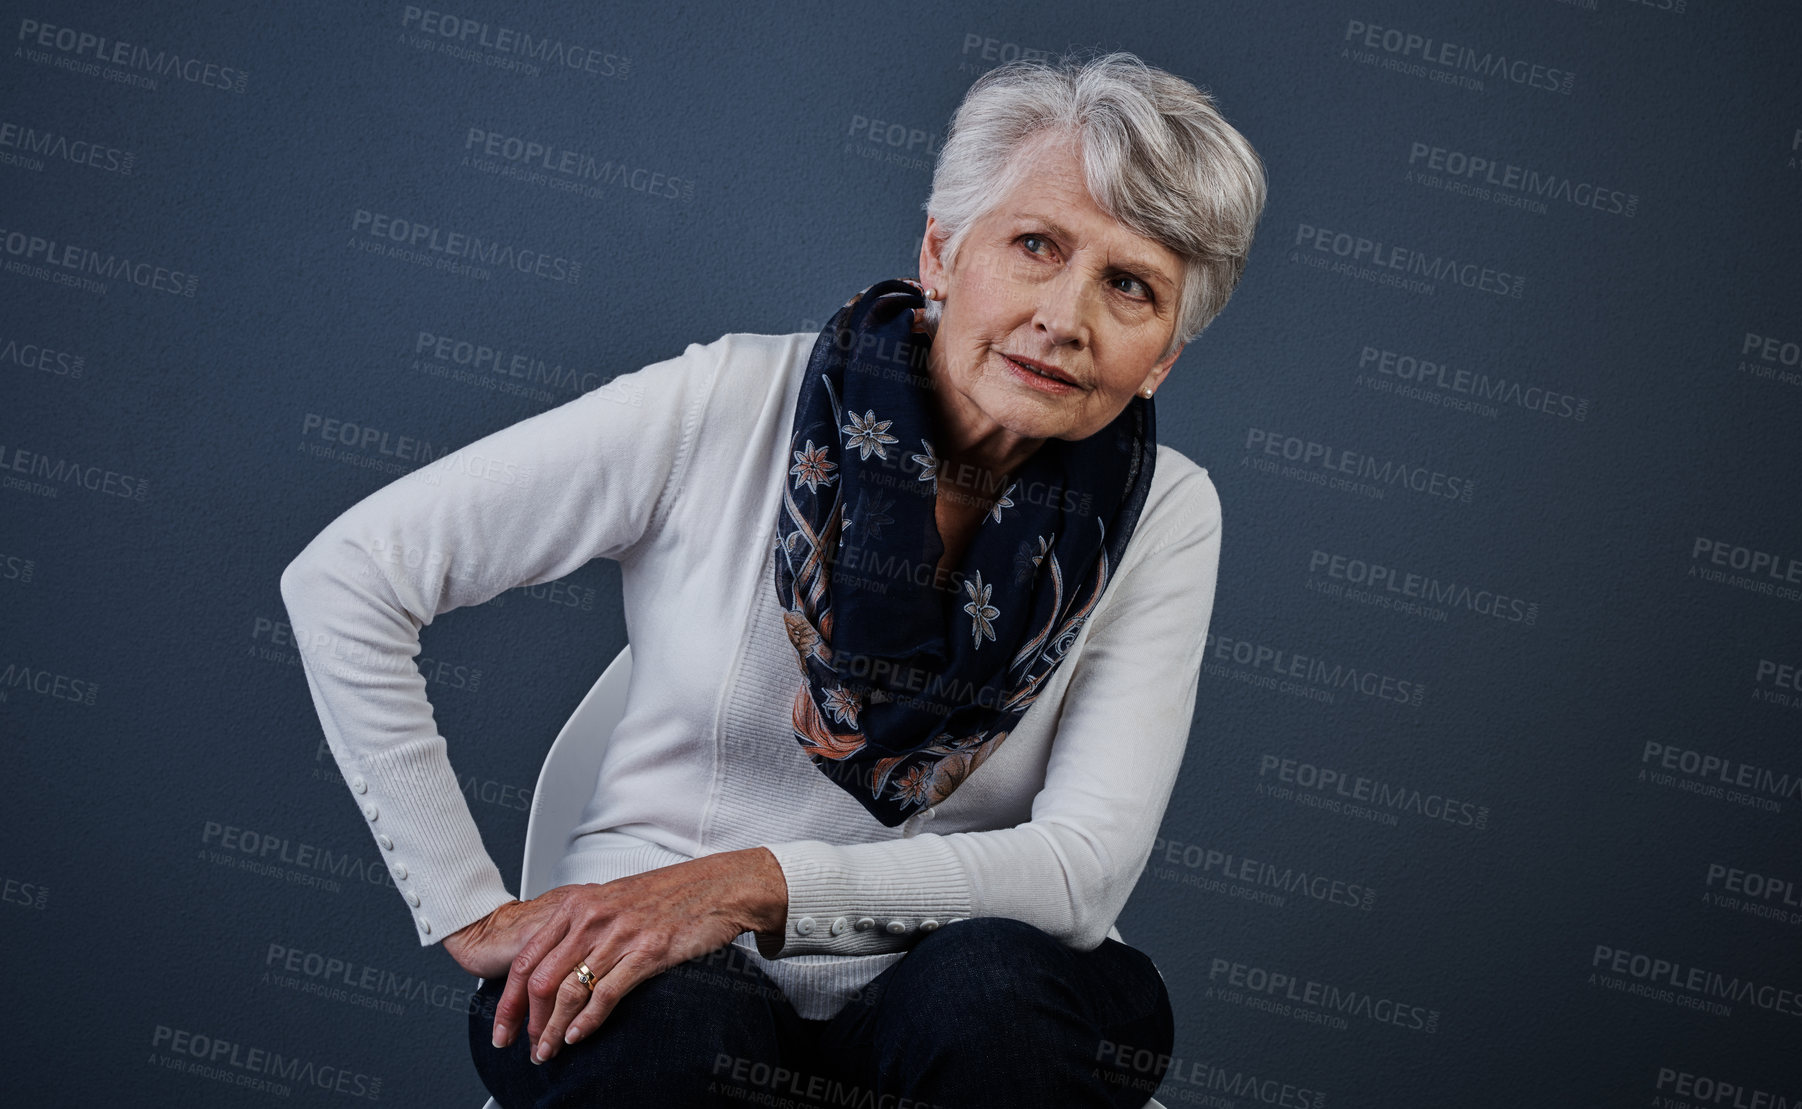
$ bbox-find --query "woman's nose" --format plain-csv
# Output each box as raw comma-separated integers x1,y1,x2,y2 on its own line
1031,269,1091,349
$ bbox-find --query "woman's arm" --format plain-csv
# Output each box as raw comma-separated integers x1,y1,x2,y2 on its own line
279,337,724,947
754,466,1222,958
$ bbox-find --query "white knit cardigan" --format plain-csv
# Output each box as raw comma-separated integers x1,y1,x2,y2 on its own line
280,330,1222,1018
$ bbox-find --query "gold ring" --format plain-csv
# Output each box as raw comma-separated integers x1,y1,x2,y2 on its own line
574,963,597,993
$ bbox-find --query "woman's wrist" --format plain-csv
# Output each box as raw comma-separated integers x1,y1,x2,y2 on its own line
727,846,788,937
444,898,514,945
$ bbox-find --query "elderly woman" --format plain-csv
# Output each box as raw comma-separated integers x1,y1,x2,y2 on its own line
281,52,1263,1108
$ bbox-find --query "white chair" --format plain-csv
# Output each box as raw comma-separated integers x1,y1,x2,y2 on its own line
477,643,1166,1109
478,643,635,1109
520,643,638,905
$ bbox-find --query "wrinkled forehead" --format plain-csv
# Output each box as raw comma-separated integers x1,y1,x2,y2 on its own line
986,136,1184,287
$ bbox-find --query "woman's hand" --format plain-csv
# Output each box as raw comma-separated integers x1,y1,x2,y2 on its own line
447,847,788,1065
441,893,569,980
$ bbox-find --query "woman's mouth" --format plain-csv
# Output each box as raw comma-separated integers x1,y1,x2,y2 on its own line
1000,353,1080,394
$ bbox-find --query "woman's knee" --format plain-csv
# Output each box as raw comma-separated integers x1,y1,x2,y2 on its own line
851,918,1173,1105
468,976,543,1108
878,917,1171,1049
467,952,792,1105
906,916,1068,979
869,916,1082,1040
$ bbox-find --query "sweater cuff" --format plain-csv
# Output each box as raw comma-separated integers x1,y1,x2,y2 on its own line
753,834,975,958
350,738,519,945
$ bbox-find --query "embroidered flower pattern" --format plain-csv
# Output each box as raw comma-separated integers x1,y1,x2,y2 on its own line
962,570,1000,648
789,439,837,492
888,763,933,806
910,438,939,490
823,684,862,727
1032,534,1055,568
850,488,895,540
985,480,1018,524
841,409,898,460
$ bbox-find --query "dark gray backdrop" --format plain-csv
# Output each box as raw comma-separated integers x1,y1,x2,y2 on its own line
3,1,1799,1105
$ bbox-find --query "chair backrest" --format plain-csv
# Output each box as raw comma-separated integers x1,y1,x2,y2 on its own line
478,646,634,1108
520,643,634,899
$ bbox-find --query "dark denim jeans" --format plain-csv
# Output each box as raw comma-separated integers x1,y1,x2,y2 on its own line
467,916,1173,1108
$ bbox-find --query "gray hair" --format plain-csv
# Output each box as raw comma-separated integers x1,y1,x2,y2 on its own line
922,52,1267,360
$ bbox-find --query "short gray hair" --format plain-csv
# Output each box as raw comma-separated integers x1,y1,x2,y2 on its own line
923,51,1267,360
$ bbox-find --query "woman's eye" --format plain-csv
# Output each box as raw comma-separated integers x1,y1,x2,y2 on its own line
1113,275,1150,300
1020,234,1050,255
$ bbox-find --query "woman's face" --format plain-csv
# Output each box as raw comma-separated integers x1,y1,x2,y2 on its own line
918,132,1186,450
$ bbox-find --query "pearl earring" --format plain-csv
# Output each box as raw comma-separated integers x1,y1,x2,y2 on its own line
924,286,939,300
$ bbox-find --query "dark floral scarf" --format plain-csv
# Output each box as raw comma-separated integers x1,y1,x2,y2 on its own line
772,277,1156,826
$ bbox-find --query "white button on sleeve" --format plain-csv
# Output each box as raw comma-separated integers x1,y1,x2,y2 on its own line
350,777,367,794
362,803,378,821
854,917,875,931
919,919,940,932
419,918,432,935
885,920,909,934
391,863,407,880
378,834,394,851
794,915,816,936
404,891,420,907
829,916,849,935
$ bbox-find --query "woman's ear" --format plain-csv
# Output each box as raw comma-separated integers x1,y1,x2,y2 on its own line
1140,342,1184,396
918,216,950,291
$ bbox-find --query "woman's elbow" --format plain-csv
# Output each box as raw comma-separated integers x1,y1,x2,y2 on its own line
1028,822,1131,951
1051,903,1117,952
1049,868,1127,951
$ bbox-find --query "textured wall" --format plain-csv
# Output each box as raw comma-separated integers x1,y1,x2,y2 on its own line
3,1,1799,1105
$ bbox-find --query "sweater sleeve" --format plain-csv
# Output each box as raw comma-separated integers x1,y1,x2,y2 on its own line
754,468,1222,958
279,337,723,945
